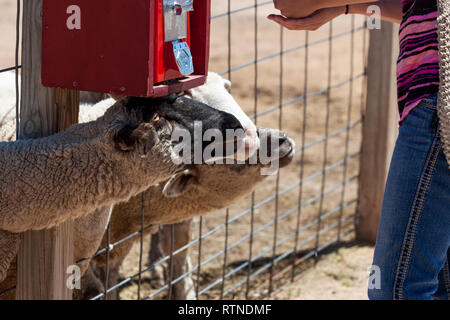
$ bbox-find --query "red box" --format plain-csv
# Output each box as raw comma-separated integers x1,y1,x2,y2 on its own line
42,0,210,97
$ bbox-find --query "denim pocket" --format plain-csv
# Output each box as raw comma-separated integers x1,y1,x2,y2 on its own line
400,104,439,141
416,104,439,132
419,94,438,110
419,101,437,111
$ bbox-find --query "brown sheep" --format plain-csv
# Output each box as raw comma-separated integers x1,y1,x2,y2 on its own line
83,127,295,299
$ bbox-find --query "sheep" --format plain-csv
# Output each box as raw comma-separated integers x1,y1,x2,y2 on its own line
0,95,243,233
81,126,295,300
0,94,243,283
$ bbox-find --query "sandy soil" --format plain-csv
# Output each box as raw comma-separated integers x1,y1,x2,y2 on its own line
0,0,373,300
272,243,374,300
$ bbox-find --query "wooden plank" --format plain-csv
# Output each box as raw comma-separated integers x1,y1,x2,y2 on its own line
356,21,399,244
16,0,78,300
55,88,80,131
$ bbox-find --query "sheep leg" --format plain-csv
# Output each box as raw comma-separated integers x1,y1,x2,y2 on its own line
96,257,124,300
73,205,114,276
183,254,196,300
148,228,167,287
0,257,16,300
105,261,122,300
0,230,20,283
172,219,194,300
73,261,105,300
93,240,134,300
160,219,194,300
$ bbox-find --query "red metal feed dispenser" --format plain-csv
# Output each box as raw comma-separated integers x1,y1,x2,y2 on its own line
42,0,210,97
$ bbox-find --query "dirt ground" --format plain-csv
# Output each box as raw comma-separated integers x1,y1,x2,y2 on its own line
0,0,375,300
272,243,374,300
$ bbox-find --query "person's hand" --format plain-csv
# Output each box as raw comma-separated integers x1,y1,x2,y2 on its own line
272,0,322,18
267,7,346,31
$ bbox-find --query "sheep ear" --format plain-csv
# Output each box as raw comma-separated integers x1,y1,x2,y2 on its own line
114,125,138,151
223,79,232,93
110,93,127,101
162,170,196,198
183,90,194,99
114,123,155,155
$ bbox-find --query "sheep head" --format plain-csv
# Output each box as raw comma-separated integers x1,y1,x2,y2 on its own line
184,72,260,161
161,127,295,205
98,95,244,185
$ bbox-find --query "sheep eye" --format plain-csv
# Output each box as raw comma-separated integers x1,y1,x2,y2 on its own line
152,113,160,123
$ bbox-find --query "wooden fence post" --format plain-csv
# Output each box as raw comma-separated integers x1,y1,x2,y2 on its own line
356,21,399,244
16,0,79,300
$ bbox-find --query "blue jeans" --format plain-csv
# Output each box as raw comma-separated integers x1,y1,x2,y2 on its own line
369,94,450,300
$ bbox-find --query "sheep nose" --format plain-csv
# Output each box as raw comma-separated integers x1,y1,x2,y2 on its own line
243,128,259,154
245,127,257,138
278,132,288,145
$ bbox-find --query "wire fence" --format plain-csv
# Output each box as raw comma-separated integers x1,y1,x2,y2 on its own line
0,0,368,300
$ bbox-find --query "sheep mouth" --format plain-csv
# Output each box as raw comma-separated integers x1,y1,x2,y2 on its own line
278,137,295,168
169,124,249,164
255,128,295,168
166,119,174,133
202,130,248,162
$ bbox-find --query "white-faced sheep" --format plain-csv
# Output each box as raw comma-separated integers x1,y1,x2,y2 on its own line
0,91,244,283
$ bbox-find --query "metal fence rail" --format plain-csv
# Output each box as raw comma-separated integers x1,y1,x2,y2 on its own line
0,0,368,300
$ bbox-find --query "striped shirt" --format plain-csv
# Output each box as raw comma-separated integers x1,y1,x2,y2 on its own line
397,0,439,122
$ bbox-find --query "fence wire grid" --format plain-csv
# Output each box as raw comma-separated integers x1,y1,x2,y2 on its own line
0,0,368,300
